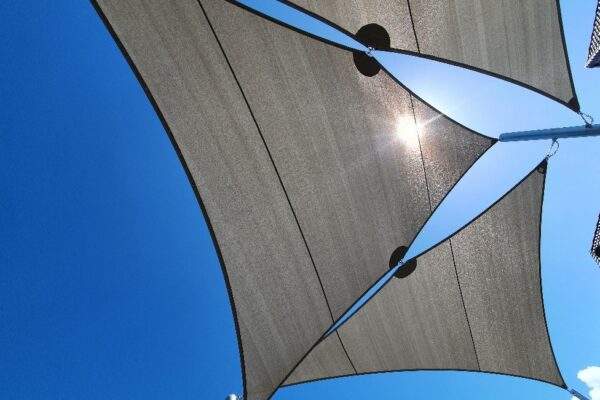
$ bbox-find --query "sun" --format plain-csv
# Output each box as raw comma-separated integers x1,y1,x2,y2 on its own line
395,116,420,148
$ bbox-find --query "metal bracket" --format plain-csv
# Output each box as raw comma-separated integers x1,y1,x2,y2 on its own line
546,138,559,159
579,111,594,127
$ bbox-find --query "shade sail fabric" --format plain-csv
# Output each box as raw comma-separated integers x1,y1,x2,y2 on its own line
289,0,579,110
203,1,454,322
90,0,563,398
285,241,480,385
93,2,333,399
284,166,565,388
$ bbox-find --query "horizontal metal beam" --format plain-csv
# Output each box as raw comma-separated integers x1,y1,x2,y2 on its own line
498,124,600,142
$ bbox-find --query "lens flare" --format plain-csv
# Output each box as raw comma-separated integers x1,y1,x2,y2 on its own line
395,116,420,148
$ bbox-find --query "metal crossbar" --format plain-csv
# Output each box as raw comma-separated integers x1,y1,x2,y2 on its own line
498,124,600,142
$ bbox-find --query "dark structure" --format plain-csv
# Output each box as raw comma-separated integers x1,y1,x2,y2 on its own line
587,1,600,68
592,214,600,266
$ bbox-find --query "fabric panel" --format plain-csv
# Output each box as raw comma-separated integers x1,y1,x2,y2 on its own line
95,0,565,396
284,243,479,385
409,0,576,107
450,169,564,386
336,242,479,373
288,0,419,52
290,0,577,108
203,0,432,320
94,1,334,398
414,99,491,209
283,99,493,383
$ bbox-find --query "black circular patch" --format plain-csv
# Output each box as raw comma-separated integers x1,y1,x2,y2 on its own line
595,245,600,258
353,24,390,77
389,245,417,279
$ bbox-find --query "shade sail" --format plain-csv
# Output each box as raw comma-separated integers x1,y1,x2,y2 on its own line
91,0,571,399
93,2,333,399
288,0,579,110
199,0,492,324
285,164,564,388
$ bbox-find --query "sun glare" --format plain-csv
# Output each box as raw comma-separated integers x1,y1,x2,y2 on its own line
395,116,420,148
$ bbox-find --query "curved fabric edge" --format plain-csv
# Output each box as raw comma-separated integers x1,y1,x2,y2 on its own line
223,0,357,53
277,160,567,393
279,368,566,391
378,65,494,141
555,0,580,110
538,161,568,388
402,158,547,263
89,0,249,394
278,0,580,112
383,47,580,113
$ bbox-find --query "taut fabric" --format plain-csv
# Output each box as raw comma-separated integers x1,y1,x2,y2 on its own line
285,167,564,389
92,0,562,398
291,0,579,110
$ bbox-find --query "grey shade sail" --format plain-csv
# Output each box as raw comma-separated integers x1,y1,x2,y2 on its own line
89,0,568,398
288,0,580,111
198,0,489,324
92,2,333,398
283,165,565,389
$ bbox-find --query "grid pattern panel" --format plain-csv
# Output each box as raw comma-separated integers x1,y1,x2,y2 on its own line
591,214,600,266
587,1,600,68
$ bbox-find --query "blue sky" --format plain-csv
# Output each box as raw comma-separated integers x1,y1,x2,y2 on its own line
1,1,599,399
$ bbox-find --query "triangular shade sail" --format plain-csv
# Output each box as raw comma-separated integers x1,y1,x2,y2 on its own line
287,0,579,110
284,165,565,389
90,1,569,399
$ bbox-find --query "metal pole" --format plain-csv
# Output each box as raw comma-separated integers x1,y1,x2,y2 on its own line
570,388,591,400
498,124,600,142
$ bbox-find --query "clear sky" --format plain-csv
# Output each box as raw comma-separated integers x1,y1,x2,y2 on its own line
1,1,599,399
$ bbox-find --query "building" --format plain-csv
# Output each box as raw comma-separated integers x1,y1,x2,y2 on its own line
587,1,600,67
